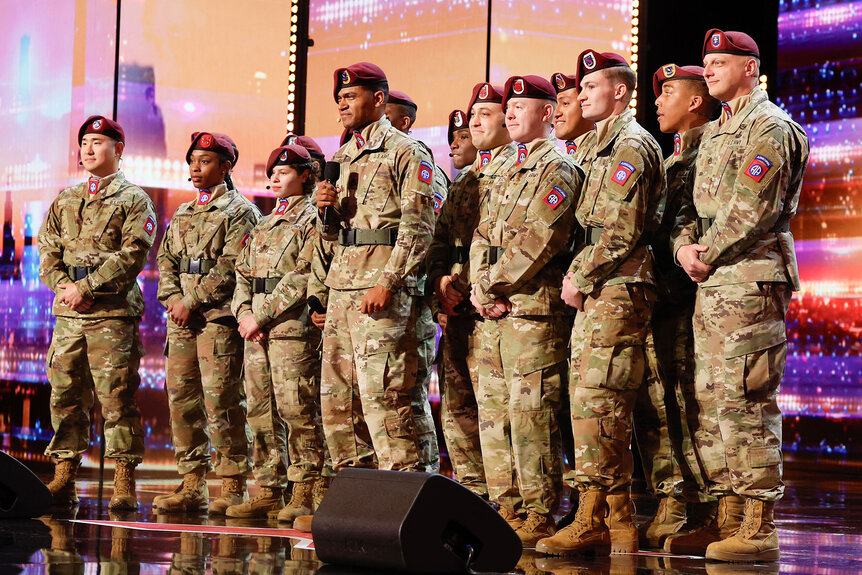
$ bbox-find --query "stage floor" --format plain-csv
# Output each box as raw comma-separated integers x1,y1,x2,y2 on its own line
2,467,860,574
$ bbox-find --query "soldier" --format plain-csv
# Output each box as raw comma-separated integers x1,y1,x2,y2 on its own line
281,134,326,179
426,109,483,495
469,75,582,546
538,51,665,556
155,131,260,514
225,144,327,521
666,30,809,562
38,115,155,510
384,88,448,474
634,63,719,549
314,62,436,474
550,72,595,162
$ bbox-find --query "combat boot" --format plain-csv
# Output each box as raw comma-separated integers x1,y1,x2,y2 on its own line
108,461,138,511
663,494,744,556
153,467,209,513
46,459,80,507
638,496,686,548
209,475,248,515
516,509,556,547
535,490,611,556
270,480,314,523
292,475,331,532
606,490,638,554
226,486,283,518
499,506,526,531
705,499,779,562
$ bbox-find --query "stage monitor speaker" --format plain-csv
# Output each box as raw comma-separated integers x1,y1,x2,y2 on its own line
0,451,52,519
312,468,522,574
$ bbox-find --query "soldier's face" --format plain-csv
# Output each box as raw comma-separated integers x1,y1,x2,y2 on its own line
385,103,412,134
337,86,382,131
469,103,508,150
578,71,616,122
505,98,552,143
188,150,227,190
703,53,752,101
269,165,308,199
655,80,693,134
554,88,588,140
80,134,122,177
449,129,477,170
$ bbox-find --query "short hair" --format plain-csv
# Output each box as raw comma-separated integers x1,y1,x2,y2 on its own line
298,160,320,196
392,103,416,128
683,80,721,120
365,80,390,102
604,66,638,103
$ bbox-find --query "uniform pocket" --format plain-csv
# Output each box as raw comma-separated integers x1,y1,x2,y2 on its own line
361,161,393,212
95,207,122,249
724,317,787,400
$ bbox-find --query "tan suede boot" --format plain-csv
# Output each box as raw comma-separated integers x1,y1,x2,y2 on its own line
535,491,611,556
292,475,331,532
209,475,248,515
638,496,686,548
270,480,314,523
226,486,283,518
153,467,209,513
606,491,638,554
663,494,744,556
108,461,138,511
499,506,526,531
705,499,779,562
46,459,80,507
516,510,556,547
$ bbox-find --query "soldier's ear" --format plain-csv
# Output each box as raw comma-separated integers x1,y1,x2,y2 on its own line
114,141,125,158
688,95,703,114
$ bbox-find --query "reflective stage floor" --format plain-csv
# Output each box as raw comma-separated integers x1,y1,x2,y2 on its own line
3,465,861,574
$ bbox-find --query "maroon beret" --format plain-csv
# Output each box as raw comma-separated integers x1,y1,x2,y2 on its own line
447,110,469,145
703,29,760,59
576,50,630,84
468,82,504,111
186,132,237,165
333,62,387,101
501,75,556,111
266,145,312,178
78,115,125,145
281,133,325,159
388,90,417,110
550,72,579,95
652,64,706,97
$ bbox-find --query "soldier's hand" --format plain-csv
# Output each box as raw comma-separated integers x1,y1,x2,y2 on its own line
238,314,264,341
311,311,326,330
316,181,339,212
470,287,489,317
168,300,192,327
677,244,714,283
435,274,465,315
561,274,584,311
360,284,393,315
58,282,92,312
485,297,511,319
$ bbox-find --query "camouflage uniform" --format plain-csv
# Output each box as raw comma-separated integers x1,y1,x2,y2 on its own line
470,137,582,515
232,195,327,487
672,88,809,501
157,183,261,476
320,116,436,471
426,166,485,493
566,109,665,493
634,125,710,502
38,171,155,464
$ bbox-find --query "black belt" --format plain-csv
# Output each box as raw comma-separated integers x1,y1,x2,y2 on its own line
450,246,470,265
338,228,398,247
67,266,97,281
179,258,217,274
251,277,282,294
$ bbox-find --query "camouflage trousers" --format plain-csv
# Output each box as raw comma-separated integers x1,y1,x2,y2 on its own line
321,287,421,471
165,320,251,476
693,281,790,502
414,299,441,473
568,283,653,493
439,312,485,495
633,297,711,501
45,316,145,464
477,314,566,515
244,335,328,487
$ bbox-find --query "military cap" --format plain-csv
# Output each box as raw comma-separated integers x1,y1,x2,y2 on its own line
266,144,311,178
78,115,125,145
703,29,760,58
281,133,325,160
576,50,630,83
550,72,579,94
468,82,504,111
501,75,556,110
447,110,469,145
652,64,705,97
388,90,418,110
186,131,237,164
333,62,387,101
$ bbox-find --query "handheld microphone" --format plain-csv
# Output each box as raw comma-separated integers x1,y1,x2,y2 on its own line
188,177,192,181
448,153,454,157
265,185,271,190
322,161,340,234
308,295,326,315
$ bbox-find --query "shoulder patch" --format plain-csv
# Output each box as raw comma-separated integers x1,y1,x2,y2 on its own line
744,154,772,183
144,215,156,236
418,160,433,184
433,190,445,214
612,161,636,185
543,185,567,210
241,230,250,247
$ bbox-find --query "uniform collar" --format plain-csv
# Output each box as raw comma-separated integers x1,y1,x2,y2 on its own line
473,142,514,173
667,123,707,167
343,116,391,158
271,194,309,221
511,136,556,171
193,183,229,210
83,171,122,200
718,86,766,131
594,108,634,153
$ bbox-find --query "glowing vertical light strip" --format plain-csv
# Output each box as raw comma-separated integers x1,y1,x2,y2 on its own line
287,0,300,132
759,73,768,95
629,0,639,114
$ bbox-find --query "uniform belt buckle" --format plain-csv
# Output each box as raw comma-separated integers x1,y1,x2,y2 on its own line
188,259,201,274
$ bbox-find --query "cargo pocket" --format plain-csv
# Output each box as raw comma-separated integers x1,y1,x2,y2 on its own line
384,405,415,439
363,327,404,398
724,317,786,401
581,318,647,392
516,348,567,412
